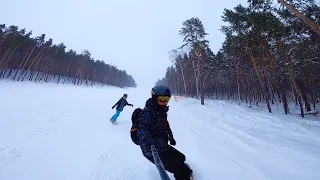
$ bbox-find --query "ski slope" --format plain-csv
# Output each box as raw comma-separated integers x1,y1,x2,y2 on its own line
1,81,320,180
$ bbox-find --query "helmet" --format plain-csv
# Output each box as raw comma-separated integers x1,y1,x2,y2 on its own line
151,85,171,98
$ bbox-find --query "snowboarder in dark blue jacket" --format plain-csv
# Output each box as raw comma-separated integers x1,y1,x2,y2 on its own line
138,85,193,180
111,94,133,123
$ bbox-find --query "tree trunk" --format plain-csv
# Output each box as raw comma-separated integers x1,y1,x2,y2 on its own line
199,59,204,105
64,60,73,83
194,47,204,104
258,34,288,114
0,34,8,47
2,45,19,69
12,47,32,81
91,68,96,86
237,58,241,102
191,53,199,98
18,44,37,81
179,63,187,97
36,57,50,82
26,45,46,71
276,39,304,117
173,70,177,94
0,49,10,68
297,78,311,112
293,79,305,117
245,41,272,113
32,51,45,73
278,0,320,37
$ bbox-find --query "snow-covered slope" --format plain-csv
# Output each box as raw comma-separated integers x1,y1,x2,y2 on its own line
1,81,320,180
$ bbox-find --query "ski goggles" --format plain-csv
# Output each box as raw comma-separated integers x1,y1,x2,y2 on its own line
157,95,171,102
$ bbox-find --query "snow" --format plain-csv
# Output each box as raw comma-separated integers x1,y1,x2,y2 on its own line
1,80,320,180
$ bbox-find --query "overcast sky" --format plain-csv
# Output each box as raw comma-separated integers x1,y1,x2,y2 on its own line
1,0,247,88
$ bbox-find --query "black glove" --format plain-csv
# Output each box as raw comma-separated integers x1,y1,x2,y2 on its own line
112,106,114,109
170,138,176,146
165,106,169,112
131,105,134,107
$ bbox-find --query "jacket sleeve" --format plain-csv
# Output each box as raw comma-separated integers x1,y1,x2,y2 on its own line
126,100,133,106
112,99,121,108
166,120,174,140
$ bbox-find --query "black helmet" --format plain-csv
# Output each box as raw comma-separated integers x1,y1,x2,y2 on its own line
151,85,171,98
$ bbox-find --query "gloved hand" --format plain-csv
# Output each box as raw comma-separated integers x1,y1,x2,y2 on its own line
112,106,114,109
164,106,169,112
170,138,176,146
131,105,134,107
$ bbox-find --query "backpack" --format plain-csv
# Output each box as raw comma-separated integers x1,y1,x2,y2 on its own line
130,108,143,145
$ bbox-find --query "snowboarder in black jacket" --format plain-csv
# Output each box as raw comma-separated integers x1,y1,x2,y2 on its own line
110,94,133,123
137,85,193,180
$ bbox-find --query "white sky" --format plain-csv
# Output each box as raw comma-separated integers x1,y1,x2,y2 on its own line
1,0,247,88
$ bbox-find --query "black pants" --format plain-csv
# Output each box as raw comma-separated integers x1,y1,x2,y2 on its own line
145,145,193,180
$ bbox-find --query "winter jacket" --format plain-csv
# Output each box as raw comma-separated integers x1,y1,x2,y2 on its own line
138,98,174,157
113,98,132,111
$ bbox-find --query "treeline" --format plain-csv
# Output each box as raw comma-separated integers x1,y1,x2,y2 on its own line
0,24,136,88
156,0,320,117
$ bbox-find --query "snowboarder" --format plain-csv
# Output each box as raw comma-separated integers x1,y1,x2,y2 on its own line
137,85,193,180
111,94,133,123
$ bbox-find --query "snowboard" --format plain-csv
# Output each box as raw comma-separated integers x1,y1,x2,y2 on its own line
184,163,195,180
185,163,194,180
110,119,118,125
